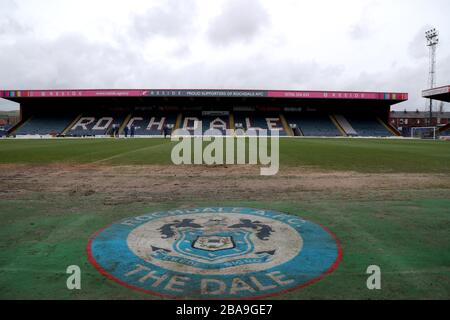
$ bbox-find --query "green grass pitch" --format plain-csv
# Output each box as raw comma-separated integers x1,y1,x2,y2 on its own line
1,138,450,172
0,138,449,299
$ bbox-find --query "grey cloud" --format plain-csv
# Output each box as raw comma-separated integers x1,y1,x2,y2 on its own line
170,43,192,58
207,0,270,46
0,0,18,12
131,0,197,40
348,0,378,41
0,17,28,35
342,55,450,112
408,25,433,60
0,33,140,89
0,30,342,93
349,23,371,40
147,56,344,92
0,0,30,36
1,27,446,113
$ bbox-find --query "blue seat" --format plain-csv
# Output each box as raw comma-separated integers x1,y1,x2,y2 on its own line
202,115,229,135
345,116,392,137
234,113,287,136
15,115,73,135
286,114,341,136
126,114,177,136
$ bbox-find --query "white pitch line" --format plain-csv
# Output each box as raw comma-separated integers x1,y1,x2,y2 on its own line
92,141,170,164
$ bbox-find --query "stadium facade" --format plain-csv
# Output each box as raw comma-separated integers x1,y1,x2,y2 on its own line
422,85,450,136
0,89,407,137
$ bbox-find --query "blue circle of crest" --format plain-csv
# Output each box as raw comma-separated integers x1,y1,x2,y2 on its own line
89,207,341,299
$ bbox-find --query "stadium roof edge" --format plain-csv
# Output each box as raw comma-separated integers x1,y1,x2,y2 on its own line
422,85,450,102
0,88,408,103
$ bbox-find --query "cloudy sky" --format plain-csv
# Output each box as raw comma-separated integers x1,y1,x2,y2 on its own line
0,0,449,111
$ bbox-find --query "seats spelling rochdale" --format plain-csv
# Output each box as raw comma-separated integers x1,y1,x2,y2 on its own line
180,114,204,134
180,113,230,135
233,113,287,136
11,111,397,138
125,114,177,136
69,115,126,136
201,115,229,135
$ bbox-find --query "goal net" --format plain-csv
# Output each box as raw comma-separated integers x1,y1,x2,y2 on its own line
411,127,437,140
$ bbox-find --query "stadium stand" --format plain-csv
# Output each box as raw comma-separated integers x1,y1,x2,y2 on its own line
14,115,74,136
68,114,126,136
0,124,9,137
333,115,358,136
233,113,287,136
178,113,231,135
201,114,230,135
180,114,202,134
439,124,450,137
345,115,393,137
0,89,408,138
286,114,342,137
125,114,177,136
0,119,8,137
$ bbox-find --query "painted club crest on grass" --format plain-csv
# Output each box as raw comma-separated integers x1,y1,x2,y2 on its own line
88,208,342,299
151,218,275,268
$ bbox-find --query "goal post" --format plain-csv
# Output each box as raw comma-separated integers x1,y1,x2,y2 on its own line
411,127,438,140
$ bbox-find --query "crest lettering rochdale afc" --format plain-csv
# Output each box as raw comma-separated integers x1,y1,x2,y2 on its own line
88,207,342,299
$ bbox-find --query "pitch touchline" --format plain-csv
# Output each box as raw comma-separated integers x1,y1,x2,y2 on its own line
92,142,169,164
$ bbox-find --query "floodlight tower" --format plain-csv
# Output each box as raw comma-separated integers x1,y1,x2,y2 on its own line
425,28,439,125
